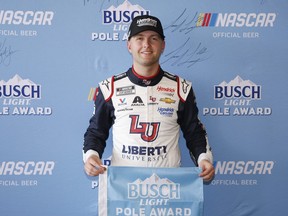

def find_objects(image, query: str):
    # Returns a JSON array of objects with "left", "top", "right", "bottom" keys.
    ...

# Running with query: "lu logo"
[{"left": 129, "top": 115, "right": 160, "bottom": 142}]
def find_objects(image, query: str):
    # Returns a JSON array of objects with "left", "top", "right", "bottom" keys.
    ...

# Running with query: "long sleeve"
[
  {"left": 83, "top": 87, "right": 114, "bottom": 159},
  {"left": 178, "top": 87, "right": 213, "bottom": 165}
]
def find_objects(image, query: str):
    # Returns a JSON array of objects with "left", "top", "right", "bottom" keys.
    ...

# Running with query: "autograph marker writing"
[
  {"left": 162, "top": 38, "right": 210, "bottom": 68},
  {"left": 0, "top": 38, "right": 18, "bottom": 66},
  {"left": 164, "top": 9, "right": 198, "bottom": 34}
]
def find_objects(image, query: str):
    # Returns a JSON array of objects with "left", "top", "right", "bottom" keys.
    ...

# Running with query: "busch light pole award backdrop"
[{"left": 1, "top": 0, "right": 288, "bottom": 216}]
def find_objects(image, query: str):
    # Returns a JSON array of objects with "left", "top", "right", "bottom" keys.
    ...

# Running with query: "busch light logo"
[
  {"left": 0, "top": 74, "right": 52, "bottom": 116},
  {"left": 128, "top": 173, "right": 180, "bottom": 200},
  {"left": 0, "top": 74, "right": 41, "bottom": 99},
  {"left": 214, "top": 75, "right": 261, "bottom": 100},
  {"left": 109, "top": 168, "right": 199, "bottom": 215},
  {"left": 92, "top": 0, "right": 150, "bottom": 41},
  {"left": 102, "top": 0, "right": 149, "bottom": 24},
  {"left": 203, "top": 75, "right": 271, "bottom": 116}
]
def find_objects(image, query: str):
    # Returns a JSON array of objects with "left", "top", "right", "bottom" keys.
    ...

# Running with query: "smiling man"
[{"left": 83, "top": 15, "right": 215, "bottom": 181}]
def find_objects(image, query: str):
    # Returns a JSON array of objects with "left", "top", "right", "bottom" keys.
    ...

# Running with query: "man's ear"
[
  {"left": 127, "top": 41, "right": 132, "bottom": 53},
  {"left": 161, "top": 40, "right": 166, "bottom": 53}
]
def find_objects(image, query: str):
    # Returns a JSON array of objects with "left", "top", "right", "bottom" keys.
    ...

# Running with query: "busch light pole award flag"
[{"left": 99, "top": 167, "right": 204, "bottom": 216}]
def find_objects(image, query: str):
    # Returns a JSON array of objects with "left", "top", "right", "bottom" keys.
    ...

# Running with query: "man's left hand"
[{"left": 199, "top": 160, "right": 215, "bottom": 182}]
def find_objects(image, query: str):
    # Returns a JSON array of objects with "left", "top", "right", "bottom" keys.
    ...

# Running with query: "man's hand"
[
  {"left": 84, "top": 155, "right": 106, "bottom": 176},
  {"left": 199, "top": 160, "right": 215, "bottom": 181}
]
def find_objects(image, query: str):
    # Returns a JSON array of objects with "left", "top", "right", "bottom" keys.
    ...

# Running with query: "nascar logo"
[
  {"left": 197, "top": 12, "right": 276, "bottom": 27},
  {"left": 0, "top": 10, "right": 54, "bottom": 25}
]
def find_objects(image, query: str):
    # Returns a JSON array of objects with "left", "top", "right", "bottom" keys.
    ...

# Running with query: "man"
[{"left": 83, "top": 15, "right": 214, "bottom": 181}]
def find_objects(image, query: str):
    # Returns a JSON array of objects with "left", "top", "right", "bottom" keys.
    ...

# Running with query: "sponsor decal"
[
  {"left": 92, "top": 0, "right": 150, "bottom": 41},
  {"left": 148, "top": 96, "right": 158, "bottom": 105},
  {"left": 114, "top": 115, "right": 165, "bottom": 163},
  {"left": 117, "top": 107, "right": 133, "bottom": 113},
  {"left": 117, "top": 97, "right": 134, "bottom": 112},
  {"left": 181, "top": 79, "right": 190, "bottom": 94},
  {"left": 0, "top": 74, "right": 52, "bottom": 116},
  {"left": 101, "top": 79, "right": 110, "bottom": 90},
  {"left": 136, "top": 17, "right": 157, "bottom": 28},
  {"left": 157, "top": 86, "right": 175, "bottom": 93},
  {"left": 116, "top": 85, "right": 135, "bottom": 96},
  {"left": 118, "top": 97, "right": 127, "bottom": 106},
  {"left": 157, "top": 107, "right": 174, "bottom": 117},
  {"left": 203, "top": 75, "right": 272, "bottom": 116},
  {"left": 142, "top": 79, "right": 151, "bottom": 85},
  {"left": 122, "top": 145, "right": 167, "bottom": 156},
  {"left": 121, "top": 147, "right": 167, "bottom": 164},
  {"left": 131, "top": 96, "right": 145, "bottom": 106},
  {"left": 129, "top": 115, "right": 160, "bottom": 142},
  {"left": 157, "top": 86, "right": 175, "bottom": 97},
  {"left": 159, "top": 98, "right": 176, "bottom": 104}
]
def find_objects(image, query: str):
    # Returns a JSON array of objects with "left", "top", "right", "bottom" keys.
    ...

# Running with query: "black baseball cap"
[{"left": 128, "top": 15, "right": 165, "bottom": 40}]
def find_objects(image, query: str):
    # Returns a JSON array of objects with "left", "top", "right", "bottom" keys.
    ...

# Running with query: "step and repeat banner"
[{"left": 1, "top": 0, "right": 288, "bottom": 215}]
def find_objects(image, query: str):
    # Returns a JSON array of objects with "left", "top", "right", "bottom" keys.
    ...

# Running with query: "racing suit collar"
[{"left": 129, "top": 66, "right": 164, "bottom": 86}]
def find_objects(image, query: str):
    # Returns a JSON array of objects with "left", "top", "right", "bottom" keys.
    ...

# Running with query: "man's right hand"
[{"left": 84, "top": 155, "right": 106, "bottom": 176}]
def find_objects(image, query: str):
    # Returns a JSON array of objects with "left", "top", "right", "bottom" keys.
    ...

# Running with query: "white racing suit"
[{"left": 83, "top": 67, "right": 212, "bottom": 167}]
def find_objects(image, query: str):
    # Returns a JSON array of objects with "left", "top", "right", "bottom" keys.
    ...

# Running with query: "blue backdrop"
[{"left": 1, "top": 0, "right": 288, "bottom": 215}]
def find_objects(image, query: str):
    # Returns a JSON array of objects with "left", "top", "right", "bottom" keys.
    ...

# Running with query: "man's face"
[{"left": 127, "top": 30, "right": 165, "bottom": 68}]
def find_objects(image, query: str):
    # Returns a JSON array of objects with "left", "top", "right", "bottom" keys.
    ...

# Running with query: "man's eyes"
[
  {"left": 152, "top": 36, "right": 160, "bottom": 41},
  {"left": 135, "top": 36, "right": 160, "bottom": 41}
]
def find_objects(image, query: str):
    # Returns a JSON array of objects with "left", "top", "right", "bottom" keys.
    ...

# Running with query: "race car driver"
[{"left": 83, "top": 15, "right": 215, "bottom": 181}]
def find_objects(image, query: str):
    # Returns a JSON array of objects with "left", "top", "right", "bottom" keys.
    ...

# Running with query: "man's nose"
[{"left": 143, "top": 39, "right": 150, "bottom": 48}]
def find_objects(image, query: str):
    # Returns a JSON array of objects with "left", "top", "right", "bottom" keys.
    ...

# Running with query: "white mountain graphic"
[
  {"left": 218, "top": 75, "right": 256, "bottom": 86},
  {"left": 128, "top": 173, "right": 180, "bottom": 199},
  {"left": 131, "top": 173, "right": 174, "bottom": 184},
  {"left": 0, "top": 74, "right": 36, "bottom": 85},
  {"left": 107, "top": 0, "right": 145, "bottom": 11}
]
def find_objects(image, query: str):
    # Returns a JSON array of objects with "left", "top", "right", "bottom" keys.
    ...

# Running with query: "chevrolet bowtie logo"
[{"left": 160, "top": 98, "right": 176, "bottom": 104}]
